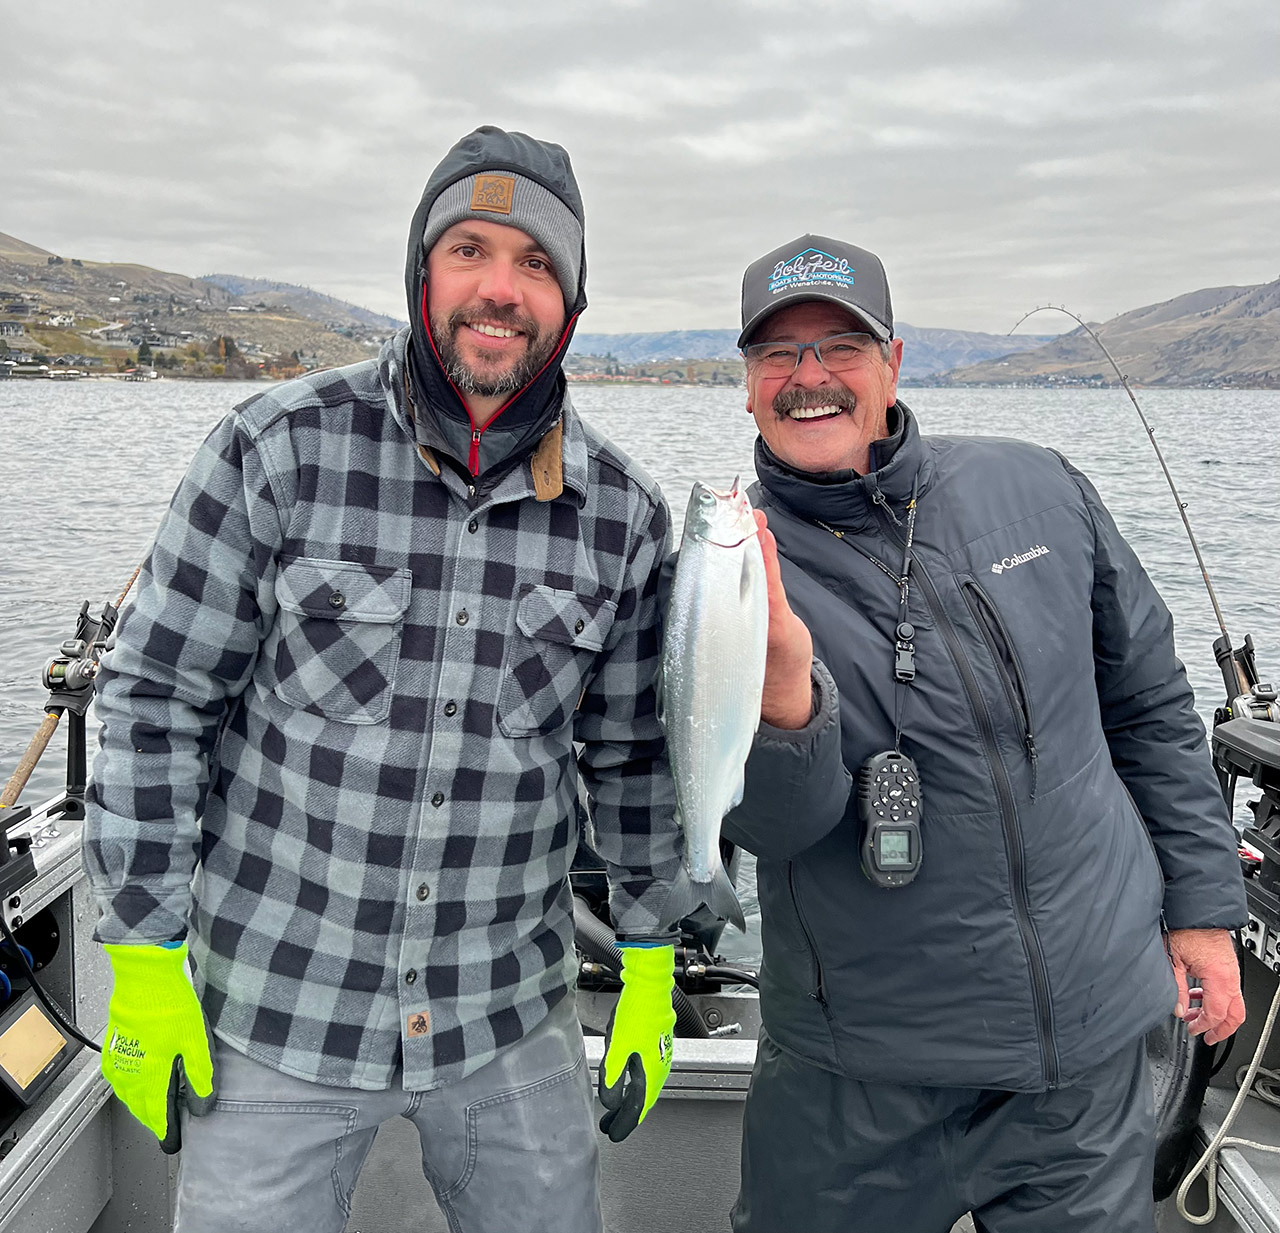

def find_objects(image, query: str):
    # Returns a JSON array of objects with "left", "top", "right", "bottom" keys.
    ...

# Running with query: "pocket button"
[{"left": 328, "top": 592, "right": 346, "bottom": 610}]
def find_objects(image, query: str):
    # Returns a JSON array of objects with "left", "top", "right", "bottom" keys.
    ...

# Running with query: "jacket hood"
[
  {"left": 754, "top": 401, "right": 927, "bottom": 530},
  {"left": 404, "top": 126, "right": 588, "bottom": 480}
]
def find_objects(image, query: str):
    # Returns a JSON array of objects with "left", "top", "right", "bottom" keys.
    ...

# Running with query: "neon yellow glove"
[
  {"left": 102, "top": 942, "right": 216, "bottom": 1154},
  {"left": 597, "top": 944, "right": 676, "bottom": 1142}
]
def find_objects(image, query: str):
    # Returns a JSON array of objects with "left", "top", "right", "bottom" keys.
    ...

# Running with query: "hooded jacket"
[
  {"left": 724, "top": 403, "right": 1246, "bottom": 1091},
  {"left": 404, "top": 126, "right": 586, "bottom": 485}
]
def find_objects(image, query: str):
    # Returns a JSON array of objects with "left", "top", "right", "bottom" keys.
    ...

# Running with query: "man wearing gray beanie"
[{"left": 86, "top": 125, "right": 683, "bottom": 1233}]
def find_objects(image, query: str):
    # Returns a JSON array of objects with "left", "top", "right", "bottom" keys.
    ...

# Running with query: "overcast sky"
[{"left": 4, "top": 1, "right": 1277, "bottom": 335}]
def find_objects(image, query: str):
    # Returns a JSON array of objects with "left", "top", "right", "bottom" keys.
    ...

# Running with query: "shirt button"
[
  {"left": 574, "top": 618, "right": 585, "bottom": 634},
  {"left": 431, "top": 792, "right": 444, "bottom": 807},
  {"left": 456, "top": 610, "right": 469, "bottom": 626},
  {"left": 328, "top": 592, "right": 346, "bottom": 610},
  {"left": 468, "top": 519, "right": 478, "bottom": 533},
  {"left": 443, "top": 700, "right": 457, "bottom": 717},
  {"left": 416, "top": 883, "right": 430, "bottom": 901},
  {"left": 404, "top": 969, "right": 418, "bottom": 985}
]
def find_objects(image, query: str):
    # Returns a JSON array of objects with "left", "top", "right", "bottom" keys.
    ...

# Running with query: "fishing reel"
[
  {"left": 41, "top": 636, "right": 103, "bottom": 713},
  {"left": 1228, "top": 683, "right": 1280, "bottom": 725}
]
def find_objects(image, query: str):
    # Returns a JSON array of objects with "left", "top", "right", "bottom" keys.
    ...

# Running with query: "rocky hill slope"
[
  {"left": 943, "top": 280, "right": 1280, "bottom": 387},
  {"left": 0, "top": 232, "right": 393, "bottom": 374}
]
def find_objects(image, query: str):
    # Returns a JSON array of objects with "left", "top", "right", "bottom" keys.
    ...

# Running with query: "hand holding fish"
[{"left": 754, "top": 509, "right": 815, "bottom": 730}]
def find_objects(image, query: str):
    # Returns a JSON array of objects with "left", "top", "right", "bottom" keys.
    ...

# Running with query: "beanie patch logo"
[
  {"left": 769, "top": 248, "right": 856, "bottom": 297},
  {"left": 470, "top": 175, "right": 516, "bottom": 215}
]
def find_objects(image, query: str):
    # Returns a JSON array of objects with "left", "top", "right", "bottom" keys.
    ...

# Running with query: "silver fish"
[{"left": 658, "top": 479, "right": 768, "bottom": 933}]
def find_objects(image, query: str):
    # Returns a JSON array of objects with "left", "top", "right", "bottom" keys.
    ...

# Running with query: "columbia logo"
[{"left": 991, "top": 545, "right": 1051, "bottom": 575}]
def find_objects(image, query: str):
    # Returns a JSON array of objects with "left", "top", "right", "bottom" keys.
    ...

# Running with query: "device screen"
[
  {"left": 878, "top": 830, "right": 913, "bottom": 869},
  {"left": 0, "top": 1004, "right": 66, "bottom": 1091}
]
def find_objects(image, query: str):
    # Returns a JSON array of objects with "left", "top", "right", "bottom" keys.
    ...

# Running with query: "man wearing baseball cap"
[
  {"left": 84, "top": 126, "right": 682, "bottom": 1233},
  {"left": 722, "top": 234, "right": 1246, "bottom": 1230}
]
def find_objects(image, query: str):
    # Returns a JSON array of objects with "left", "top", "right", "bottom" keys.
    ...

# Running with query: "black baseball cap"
[{"left": 738, "top": 234, "right": 893, "bottom": 348}]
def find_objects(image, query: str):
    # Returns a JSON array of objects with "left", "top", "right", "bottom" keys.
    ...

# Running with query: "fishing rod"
[
  {"left": 0, "top": 564, "right": 141, "bottom": 812},
  {"left": 1010, "top": 307, "right": 1280, "bottom": 1222},
  {"left": 1010, "top": 305, "right": 1272, "bottom": 712}
]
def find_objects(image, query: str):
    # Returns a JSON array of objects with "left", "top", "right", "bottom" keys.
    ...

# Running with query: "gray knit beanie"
[{"left": 421, "top": 170, "right": 583, "bottom": 308}]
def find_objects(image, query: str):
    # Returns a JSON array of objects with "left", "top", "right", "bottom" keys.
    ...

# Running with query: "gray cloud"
[{"left": 3, "top": 0, "right": 1277, "bottom": 333}]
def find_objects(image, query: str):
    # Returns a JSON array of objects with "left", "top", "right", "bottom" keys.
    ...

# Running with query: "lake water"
[{"left": 3, "top": 378, "right": 1279, "bottom": 964}]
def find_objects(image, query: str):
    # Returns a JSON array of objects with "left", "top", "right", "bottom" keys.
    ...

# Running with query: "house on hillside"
[{"left": 0, "top": 321, "right": 24, "bottom": 337}]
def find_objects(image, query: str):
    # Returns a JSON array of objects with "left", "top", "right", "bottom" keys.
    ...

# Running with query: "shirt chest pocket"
[
  {"left": 498, "top": 585, "right": 618, "bottom": 738},
  {"left": 271, "top": 556, "right": 412, "bottom": 724}
]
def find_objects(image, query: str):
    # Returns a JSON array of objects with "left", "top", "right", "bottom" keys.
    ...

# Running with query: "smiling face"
[
  {"left": 745, "top": 300, "right": 903, "bottom": 475},
  {"left": 426, "top": 219, "right": 569, "bottom": 426}
]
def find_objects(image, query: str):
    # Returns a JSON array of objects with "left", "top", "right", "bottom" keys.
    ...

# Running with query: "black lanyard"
[{"left": 814, "top": 476, "right": 919, "bottom": 750}]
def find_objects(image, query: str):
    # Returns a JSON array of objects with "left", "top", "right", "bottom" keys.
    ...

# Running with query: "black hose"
[
  {"left": 702, "top": 964, "right": 760, "bottom": 989},
  {"left": 572, "top": 896, "right": 710, "bottom": 1039}
]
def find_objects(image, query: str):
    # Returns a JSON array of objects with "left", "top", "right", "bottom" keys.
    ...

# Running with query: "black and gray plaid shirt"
[{"left": 84, "top": 328, "right": 681, "bottom": 1091}]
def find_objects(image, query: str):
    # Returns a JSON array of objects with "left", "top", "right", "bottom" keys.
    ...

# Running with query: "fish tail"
[
  {"left": 709, "top": 862, "right": 747, "bottom": 934},
  {"left": 656, "top": 866, "right": 700, "bottom": 932},
  {"left": 657, "top": 864, "right": 748, "bottom": 934}
]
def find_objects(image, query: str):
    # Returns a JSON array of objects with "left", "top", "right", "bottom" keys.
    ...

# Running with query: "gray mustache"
[{"left": 772, "top": 388, "right": 857, "bottom": 416}]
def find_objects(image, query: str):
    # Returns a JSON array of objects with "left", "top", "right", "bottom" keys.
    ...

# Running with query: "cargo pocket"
[
  {"left": 272, "top": 556, "right": 411, "bottom": 724},
  {"left": 498, "top": 585, "right": 617, "bottom": 738}
]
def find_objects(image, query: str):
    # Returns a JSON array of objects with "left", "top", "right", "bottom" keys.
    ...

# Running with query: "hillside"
[
  {"left": 568, "top": 325, "right": 1055, "bottom": 380},
  {"left": 944, "top": 279, "right": 1280, "bottom": 387},
  {"left": 0, "top": 231, "right": 394, "bottom": 375},
  {"left": 201, "top": 274, "right": 405, "bottom": 333}
]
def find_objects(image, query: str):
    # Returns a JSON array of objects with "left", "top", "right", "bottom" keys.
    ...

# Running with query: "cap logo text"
[
  {"left": 470, "top": 175, "right": 516, "bottom": 214},
  {"left": 990, "top": 545, "right": 1051, "bottom": 575},
  {"left": 770, "top": 248, "right": 856, "bottom": 297}
]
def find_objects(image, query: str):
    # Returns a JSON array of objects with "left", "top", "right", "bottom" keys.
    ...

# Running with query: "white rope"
[{"left": 1176, "top": 977, "right": 1280, "bottom": 1223}]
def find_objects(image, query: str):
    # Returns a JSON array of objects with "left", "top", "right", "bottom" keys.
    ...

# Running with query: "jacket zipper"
[
  {"left": 961, "top": 579, "right": 1039, "bottom": 801},
  {"left": 878, "top": 512, "right": 1060, "bottom": 1085},
  {"left": 789, "top": 863, "right": 832, "bottom": 1018}
]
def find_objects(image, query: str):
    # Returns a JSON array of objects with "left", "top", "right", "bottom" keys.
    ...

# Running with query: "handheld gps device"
[{"left": 858, "top": 750, "right": 923, "bottom": 888}]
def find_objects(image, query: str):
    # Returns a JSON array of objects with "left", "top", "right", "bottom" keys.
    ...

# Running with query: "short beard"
[
  {"left": 771, "top": 387, "right": 857, "bottom": 418},
  {"left": 432, "top": 305, "right": 562, "bottom": 398}
]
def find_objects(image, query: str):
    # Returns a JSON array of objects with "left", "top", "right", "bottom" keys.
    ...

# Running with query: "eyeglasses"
[{"left": 743, "top": 332, "right": 884, "bottom": 374}]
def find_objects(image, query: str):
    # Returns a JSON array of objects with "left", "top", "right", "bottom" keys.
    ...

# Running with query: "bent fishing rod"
[
  {"left": 1010, "top": 305, "right": 1272, "bottom": 714},
  {"left": 1011, "top": 307, "right": 1280, "bottom": 1225}
]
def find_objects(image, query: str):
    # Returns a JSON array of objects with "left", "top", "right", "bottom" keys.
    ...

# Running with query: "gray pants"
[
  {"left": 733, "top": 1031, "right": 1157, "bottom": 1233},
  {"left": 174, "top": 997, "right": 601, "bottom": 1233}
]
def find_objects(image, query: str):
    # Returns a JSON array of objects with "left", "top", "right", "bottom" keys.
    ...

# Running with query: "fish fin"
[
  {"left": 709, "top": 862, "right": 748, "bottom": 933},
  {"left": 656, "top": 865, "right": 699, "bottom": 932}
]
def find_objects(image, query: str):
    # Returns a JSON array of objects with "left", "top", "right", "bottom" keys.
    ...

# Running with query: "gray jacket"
[{"left": 724, "top": 404, "right": 1246, "bottom": 1091}]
